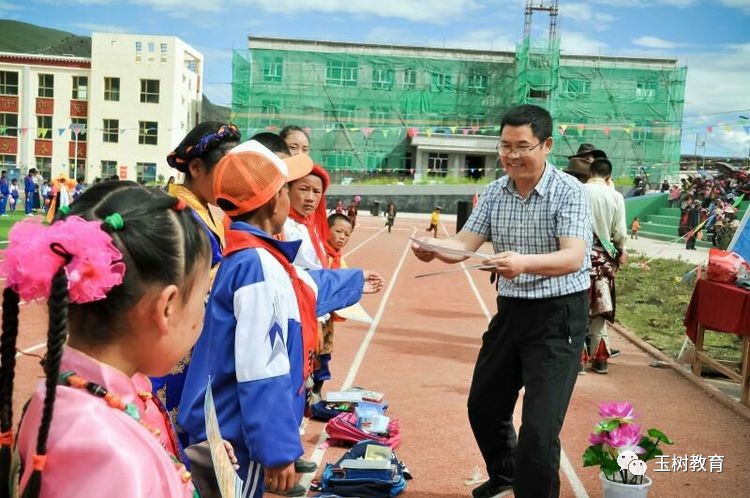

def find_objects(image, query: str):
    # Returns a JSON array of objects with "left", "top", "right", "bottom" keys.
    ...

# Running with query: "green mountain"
[{"left": 0, "top": 20, "right": 91, "bottom": 57}]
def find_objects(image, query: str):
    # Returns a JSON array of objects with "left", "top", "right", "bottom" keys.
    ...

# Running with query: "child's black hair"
[
  {"left": 167, "top": 121, "right": 240, "bottom": 179},
  {"left": 328, "top": 213, "right": 353, "bottom": 229},
  {"left": 251, "top": 132, "right": 291, "bottom": 156},
  {"left": 0, "top": 180, "right": 210, "bottom": 498},
  {"left": 279, "top": 125, "right": 308, "bottom": 140}
]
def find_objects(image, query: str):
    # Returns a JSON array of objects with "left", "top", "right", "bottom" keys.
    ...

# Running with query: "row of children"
[{"left": 0, "top": 122, "right": 383, "bottom": 498}]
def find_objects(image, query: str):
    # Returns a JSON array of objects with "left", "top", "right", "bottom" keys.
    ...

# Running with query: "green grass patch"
[
  {"left": 0, "top": 210, "right": 34, "bottom": 242},
  {"left": 617, "top": 255, "right": 742, "bottom": 362}
]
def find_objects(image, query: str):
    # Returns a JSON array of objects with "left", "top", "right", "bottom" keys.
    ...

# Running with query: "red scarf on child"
[
  {"left": 224, "top": 227, "right": 318, "bottom": 385},
  {"left": 289, "top": 208, "right": 329, "bottom": 269},
  {"left": 323, "top": 239, "right": 342, "bottom": 270}
]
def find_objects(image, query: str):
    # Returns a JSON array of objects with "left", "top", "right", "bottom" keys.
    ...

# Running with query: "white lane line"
[
  {"left": 344, "top": 226, "right": 386, "bottom": 257},
  {"left": 15, "top": 342, "right": 46, "bottom": 358},
  {"left": 441, "top": 224, "right": 590, "bottom": 498},
  {"left": 301, "top": 227, "right": 416, "bottom": 491}
]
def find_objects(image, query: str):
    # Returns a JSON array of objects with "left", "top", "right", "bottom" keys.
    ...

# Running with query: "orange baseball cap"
[
  {"left": 229, "top": 139, "right": 313, "bottom": 181},
  {"left": 213, "top": 141, "right": 288, "bottom": 217}
]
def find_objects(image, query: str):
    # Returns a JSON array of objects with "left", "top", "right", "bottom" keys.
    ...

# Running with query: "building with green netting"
[{"left": 232, "top": 36, "right": 686, "bottom": 184}]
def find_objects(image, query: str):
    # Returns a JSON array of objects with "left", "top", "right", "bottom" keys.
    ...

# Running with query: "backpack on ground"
[{"left": 319, "top": 440, "right": 411, "bottom": 497}]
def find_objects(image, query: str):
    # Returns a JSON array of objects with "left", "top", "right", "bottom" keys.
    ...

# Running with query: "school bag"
[
  {"left": 325, "top": 412, "right": 401, "bottom": 448},
  {"left": 319, "top": 440, "right": 411, "bottom": 497}
]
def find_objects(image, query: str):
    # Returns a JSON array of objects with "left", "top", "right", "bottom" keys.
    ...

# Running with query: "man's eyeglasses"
[{"left": 496, "top": 141, "right": 543, "bottom": 157}]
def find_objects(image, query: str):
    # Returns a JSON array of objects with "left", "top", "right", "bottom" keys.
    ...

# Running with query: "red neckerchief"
[
  {"left": 289, "top": 208, "right": 329, "bottom": 269},
  {"left": 323, "top": 239, "right": 342, "bottom": 269},
  {"left": 224, "top": 227, "right": 318, "bottom": 385}
]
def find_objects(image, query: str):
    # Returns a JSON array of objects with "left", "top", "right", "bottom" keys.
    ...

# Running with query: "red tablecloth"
[{"left": 684, "top": 279, "right": 750, "bottom": 342}]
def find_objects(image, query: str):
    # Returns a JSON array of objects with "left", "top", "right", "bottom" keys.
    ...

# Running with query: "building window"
[
  {"left": 138, "top": 121, "right": 158, "bottom": 145},
  {"left": 467, "top": 113, "right": 484, "bottom": 128},
  {"left": 430, "top": 71, "right": 452, "bottom": 92},
  {"left": 185, "top": 58, "right": 197, "bottom": 73},
  {"left": 140, "top": 79, "right": 160, "bottom": 103},
  {"left": 36, "top": 157, "right": 51, "bottom": 179},
  {"left": 0, "top": 71, "right": 18, "bottom": 95},
  {"left": 403, "top": 68, "right": 417, "bottom": 89},
  {"left": 147, "top": 42, "right": 155, "bottom": 53},
  {"left": 72, "top": 76, "right": 88, "bottom": 100},
  {"left": 135, "top": 41, "right": 143, "bottom": 62},
  {"left": 103, "top": 119, "right": 119, "bottom": 143},
  {"left": 36, "top": 116, "right": 52, "bottom": 139},
  {"left": 326, "top": 60, "right": 358, "bottom": 87},
  {"left": 324, "top": 105, "right": 357, "bottom": 129},
  {"left": 38, "top": 74, "right": 54, "bottom": 98},
  {"left": 104, "top": 77, "right": 120, "bottom": 101},
  {"left": 136, "top": 162, "right": 157, "bottom": 184},
  {"left": 427, "top": 152, "right": 449, "bottom": 177},
  {"left": 368, "top": 106, "right": 391, "bottom": 126},
  {"left": 0, "top": 155, "right": 16, "bottom": 169},
  {"left": 101, "top": 160, "right": 117, "bottom": 178},
  {"left": 262, "top": 57, "right": 283, "bottom": 83},
  {"left": 563, "top": 78, "right": 590, "bottom": 97},
  {"left": 527, "top": 88, "right": 549, "bottom": 99},
  {"left": 323, "top": 151, "right": 354, "bottom": 171},
  {"left": 365, "top": 154, "right": 387, "bottom": 172},
  {"left": 68, "top": 158, "right": 85, "bottom": 179},
  {"left": 0, "top": 114, "right": 18, "bottom": 136},
  {"left": 160, "top": 43, "right": 168, "bottom": 62},
  {"left": 636, "top": 81, "right": 657, "bottom": 100},
  {"left": 371, "top": 66, "right": 394, "bottom": 90},
  {"left": 70, "top": 118, "right": 87, "bottom": 142},
  {"left": 260, "top": 100, "right": 279, "bottom": 126},
  {"left": 467, "top": 73, "right": 487, "bottom": 93}
]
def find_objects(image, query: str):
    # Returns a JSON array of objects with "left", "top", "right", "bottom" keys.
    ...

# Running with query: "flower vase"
[{"left": 600, "top": 472, "right": 652, "bottom": 498}]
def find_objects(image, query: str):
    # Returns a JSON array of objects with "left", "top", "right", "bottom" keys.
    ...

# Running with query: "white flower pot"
[{"left": 600, "top": 472, "right": 652, "bottom": 498}]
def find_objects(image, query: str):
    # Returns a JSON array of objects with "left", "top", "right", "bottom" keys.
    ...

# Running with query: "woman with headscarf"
[{"left": 152, "top": 121, "right": 241, "bottom": 446}]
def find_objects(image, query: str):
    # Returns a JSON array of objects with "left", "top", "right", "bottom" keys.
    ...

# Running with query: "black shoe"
[
  {"left": 294, "top": 458, "right": 318, "bottom": 473},
  {"left": 592, "top": 360, "right": 608, "bottom": 374},
  {"left": 269, "top": 484, "right": 306, "bottom": 497},
  {"left": 609, "top": 348, "right": 621, "bottom": 358},
  {"left": 472, "top": 478, "right": 513, "bottom": 498}
]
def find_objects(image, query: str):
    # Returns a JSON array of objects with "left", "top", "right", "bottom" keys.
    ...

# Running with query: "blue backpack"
[{"left": 319, "top": 440, "right": 411, "bottom": 497}]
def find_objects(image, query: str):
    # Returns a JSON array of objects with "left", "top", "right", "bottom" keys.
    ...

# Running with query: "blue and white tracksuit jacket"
[{"left": 178, "top": 222, "right": 364, "bottom": 498}]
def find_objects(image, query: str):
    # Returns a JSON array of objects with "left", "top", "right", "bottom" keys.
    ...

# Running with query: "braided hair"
[
  {"left": 0, "top": 181, "right": 210, "bottom": 498},
  {"left": 166, "top": 121, "right": 240, "bottom": 178}
]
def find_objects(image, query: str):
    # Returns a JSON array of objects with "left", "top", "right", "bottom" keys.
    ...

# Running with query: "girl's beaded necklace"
[{"left": 58, "top": 371, "right": 197, "bottom": 495}]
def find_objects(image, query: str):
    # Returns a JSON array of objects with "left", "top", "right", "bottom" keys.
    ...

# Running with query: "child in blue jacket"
[{"left": 179, "top": 141, "right": 383, "bottom": 498}]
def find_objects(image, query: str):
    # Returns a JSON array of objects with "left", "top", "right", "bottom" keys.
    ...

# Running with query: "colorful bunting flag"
[
  {"left": 303, "top": 127, "right": 312, "bottom": 136},
  {"left": 58, "top": 128, "right": 66, "bottom": 137},
  {"left": 407, "top": 127, "right": 419, "bottom": 138},
  {"left": 576, "top": 124, "right": 585, "bottom": 135},
  {"left": 361, "top": 127, "right": 374, "bottom": 138},
  {"left": 462, "top": 128, "right": 469, "bottom": 135},
  {"left": 603, "top": 127, "right": 611, "bottom": 137},
  {"left": 449, "top": 126, "right": 457, "bottom": 135},
  {"left": 425, "top": 128, "right": 433, "bottom": 137},
  {"left": 559, "top": 124, "right": 568, "bottom": 134}
]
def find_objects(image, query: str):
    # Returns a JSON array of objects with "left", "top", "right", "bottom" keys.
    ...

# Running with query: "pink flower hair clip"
[{"left": 0, "top": 217, "right": 126, "bottom": 303}]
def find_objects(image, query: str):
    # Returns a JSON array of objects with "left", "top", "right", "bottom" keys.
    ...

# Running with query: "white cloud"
[
  {"left": 560, "top": 3, "right": 615, "bottom": 28},
  {"left": 721, "top": 0, "right": 750, "bottom": 14},
  {"left": 232, "top": 0, "right": 482, "bottom": 24},
  {"left": 633, "top": 36, "right": 680, "bottom": 49},
  {"left": 682, "top": 44, "right": 750, "bottom": 156},
  {"left": 71, "top": 22, "right": 129, "bottom": 34},
  {"left": 594, "top": 0, "right": 697, "bottom": 6},
  {"left": 560, "top": 30, "right": 609, "bottom": 55},
  {"left": 130, "top": 0, "right": 224, "bottom": 13}
]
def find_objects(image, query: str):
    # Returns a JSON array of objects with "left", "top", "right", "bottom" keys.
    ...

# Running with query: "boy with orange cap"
[{"left": 179, "top": 141, "right": 384, "bottom": 498}]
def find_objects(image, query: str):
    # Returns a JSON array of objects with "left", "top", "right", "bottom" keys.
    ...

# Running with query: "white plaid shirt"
[{"left": 463, "top": 163, "right": 592, "bottom": 299}]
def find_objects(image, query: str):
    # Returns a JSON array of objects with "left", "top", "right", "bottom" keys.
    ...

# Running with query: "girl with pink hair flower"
[{"left": 0, "top": 181, "right": 234, "bottom": 498}]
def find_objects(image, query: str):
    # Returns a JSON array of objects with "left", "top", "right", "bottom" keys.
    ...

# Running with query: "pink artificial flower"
[
  {"left": 598, "top": 401, "right": 637, "bottom": 424},
  {"left": 606, "top": 423, "right": 646, "bottom": 454},
  {"left": 0, "top": 216, "right": 125, "bottom": 304}
]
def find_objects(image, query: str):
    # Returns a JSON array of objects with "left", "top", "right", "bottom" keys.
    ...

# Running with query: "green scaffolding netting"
[{"left": 231, "top": 37, "right": 686, "bottom": 183}]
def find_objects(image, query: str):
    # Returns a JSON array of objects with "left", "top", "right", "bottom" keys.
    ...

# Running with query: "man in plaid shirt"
[{"left": 412, "top": 104, "right": 592, "bottom": 498}]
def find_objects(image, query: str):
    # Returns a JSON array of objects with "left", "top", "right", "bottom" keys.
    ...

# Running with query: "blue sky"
[{"left": 2, "top": 0, "right": 749, "bottom": 158}]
